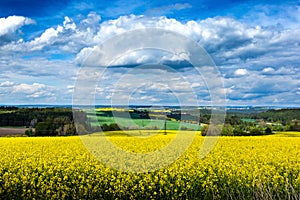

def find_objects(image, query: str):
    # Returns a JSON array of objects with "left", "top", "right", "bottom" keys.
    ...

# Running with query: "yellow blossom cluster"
[{"left": 0, "top": 133, "right": 300, "bottom": 199}]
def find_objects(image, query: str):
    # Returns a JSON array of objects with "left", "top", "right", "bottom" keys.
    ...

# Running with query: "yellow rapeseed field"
[{"left": 1, "top": 132, "right": 300, "bottom": 199}]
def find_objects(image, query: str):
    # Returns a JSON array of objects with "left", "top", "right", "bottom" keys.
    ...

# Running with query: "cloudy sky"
[{"left": 0, "top": 0, "right": 299, "bottom": 106}]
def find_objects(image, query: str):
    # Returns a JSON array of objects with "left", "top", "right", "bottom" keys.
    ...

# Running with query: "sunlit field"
[
  {"left": 1, "top": 132, "right": 300, "bottom": 199},
  {"left": 272, "top": 131, "right": 300, "bottom": 137}
]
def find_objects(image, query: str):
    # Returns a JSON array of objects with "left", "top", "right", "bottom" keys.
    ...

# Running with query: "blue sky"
[{"left": 0, "top": 0, "right": 300, "bottom": 106}]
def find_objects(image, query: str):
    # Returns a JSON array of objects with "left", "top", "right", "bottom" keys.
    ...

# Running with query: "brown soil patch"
[{"left": 0, "top": 127, "right": 27, "bottom": 136}]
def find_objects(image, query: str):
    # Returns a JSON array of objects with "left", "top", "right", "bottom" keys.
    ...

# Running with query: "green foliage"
[
  {"left": 289, "top": 121, "right": 300, "bottom": 131},
  {"left": 201, "top": 124, "right": 208, "bottom": 136},
  {"left": 252, "top": 108, "right": 300, "bottom": 124},
  {"left": 24, "top": 128, "right": 34, "bottom": 137},
  {"left": 1, "top": 107, "right": 299, "bottom": 137},
  {"left": 0, "top": 108, "right": 91, "bottom": 136},
  {"left": 265, "top": 127, "right": 273, "bottom": 135},
  {"left": 200, "top": 113, "right": 211, "bottom": 124},
  {"left": 0, "top": 108, "right": 74, "bottom": 127},
  {"left": 63, "top": 123, "right": 77, "bottom": 136},
  {"left": 35, "top": 122, "right": 57, "bottom": 136},
  {"left": 221, "top": 124, "right": 234, "bottom": 136},
  {"left": 100, "top": 123, "right": 121, "bottom": 131},
  {"left": 233, "top": 125, "right": 246, "bottom": 136},
  {"left": 249, "top": 127, "right": 264, "bottom": 136},
  {"left": 202, "top": 124, "right": 274, "bottom": 136},
  {"left": 225, "top": 115, "right": 242, "bottom": 125}
]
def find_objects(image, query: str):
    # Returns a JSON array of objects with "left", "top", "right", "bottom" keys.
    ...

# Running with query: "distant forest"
[
  {"left": 0, "top": 107, "right": 87, "bottom": 136},
  {"left": 227, "top": 108, "right": 300, "bottom": 125},
  {"left": 0, "top": 106, "right": 299, "bottom": 136}
]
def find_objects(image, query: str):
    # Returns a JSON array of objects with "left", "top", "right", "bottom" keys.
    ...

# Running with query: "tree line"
[
  {"left": 0, "top": 107, "right": 88, "bottom": 136},
  {"left": 201, "top": 108, "right": 300, "bottom": 136}
]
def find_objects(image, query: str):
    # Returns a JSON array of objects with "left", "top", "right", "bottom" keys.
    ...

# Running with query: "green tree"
[
  {"left": 233, "top": 125, "right": 245, "bottom": 136},
  {"left": 221, "top": 124, "right": 234, "bottom": 136},
  {"left": 265, "top": 127, "right": 273, "bottom": 135},
  {"left": 201, "top": 125, "right": 208, "bottom": 136},
  {"left": 63, "top": 123, "right": 77, "bottom": 135},
  {"left": 35, "top": 122, "right": 56, "bottom": 136},
  {"left": 249, "top": 127, "right": 263, "bottom": 136},
  {"left": 25, "top": 128, "right": 34, "bottom": 137}
]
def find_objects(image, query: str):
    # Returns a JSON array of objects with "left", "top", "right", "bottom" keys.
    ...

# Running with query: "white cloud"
[
  {"left": 80, "top": 12, "right": 101, "bottom": 27},
  {"left": 262, "top": 66, "right": 296, "bottom": 75},
  {"left": 0, "top": 16, "right": 35, "bottom": 37},
  {"left": 2, "top": 13, "right": 300, "bottom": 68},
  {"left": 0, "top": 81, "right": 15, "bottom": 87},
  {"left": 28, "top": 25, "right": 64, "bottom": 51},
  {"left": 234, "top": 68, "right": 248, "bottom": 76},
  {"left": 12, "top": 83, "right": 55, "bottom": 98},
  {"left": 242, "top": 5, "right": 300, "bottom": 29},
  {"left": 66, "top": 85, "right": 75, "bottom": 93},
  {"left": 63, "top": 16, "right": 76, "bottom": 30},
  {"left": 0, "top": 13, "right": 300, "bottom": 105},
  {"left": 13, "top": 83, "right": 45, "bottom": 93},
  {"left": 75, "top": 46, "right": 97, "bottom": 65},
  {"left": 262, "top": 67, "right": 275, "bottom": 73}
]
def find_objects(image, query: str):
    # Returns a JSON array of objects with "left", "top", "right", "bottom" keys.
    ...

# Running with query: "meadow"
[
  {"left": 91, "top": 115, "right": 200, "bottom": 130},
  {"left": 1, "top": 131, "right": 300, "bottom": 199},
  {"left": 88, "top": 109, "right": 201, "bottom": 130}
]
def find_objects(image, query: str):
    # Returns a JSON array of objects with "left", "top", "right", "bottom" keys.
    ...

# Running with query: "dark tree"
[
  {"left": 35, "top": 122, "right": 57, "bottom": 136},
  {"left": 265, "top": 127, "right": 273, "bottom": 135}
]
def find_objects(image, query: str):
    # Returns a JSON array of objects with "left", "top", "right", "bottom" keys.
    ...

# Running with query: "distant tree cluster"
[
  {"left": 290, "top": 120, "right": 300, "bottom": 131},
  {"left": 201, "top": 123, "right": 274, "bottom": 136},
  {"left": 0, "top": 106, "right": 19, "bottom": 111},
  {"left": 226, "top": 108, "right": 300, "bottom": 125},
  {"left": 0, "top": 108, "right": 89, "bottom": 136},
  {"left": 200, "top": 108, "right": 300, "bottom": 136},
  {"left": 0, "top": 108, "right": 73, "bottom": 127},
  {"left": 2, "top": 107, "right": 300, "bottom": 136},
  {"left": 33, "top": 117, "right": 78, "bottom": 136}
]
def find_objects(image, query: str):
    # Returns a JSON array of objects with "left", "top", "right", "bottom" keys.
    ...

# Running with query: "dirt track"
[{"left": 0, "top": 127, "right": 27, "bottom": 136}]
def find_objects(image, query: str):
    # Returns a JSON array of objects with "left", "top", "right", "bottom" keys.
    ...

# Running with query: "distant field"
[
  {"left": 89, "top": 130, "right": 181, "bottom": 137},
  {"left": 88, "top": 114, "right": 201, "bottom": 130},
  {"left": 272, "top": 131, "right": 300, "bottom": 137},
  {"left": 0, "top": 127, "right": 27, "bottom": 136}
]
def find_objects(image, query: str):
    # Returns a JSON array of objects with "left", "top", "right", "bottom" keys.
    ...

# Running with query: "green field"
[{"left": 88, "top": 112, "right": 201, "bottom": 130}]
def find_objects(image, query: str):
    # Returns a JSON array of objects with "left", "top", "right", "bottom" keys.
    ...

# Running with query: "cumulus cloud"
[
  {"left": 242, "top": 4, "right": 300, "bottom": 29},
  {"left": 0, "top": 16, "right": 35, "bottom": 37},
  {"left": 224, "top": 68, "right": 300, "bottom": 105},
  {"left": 0, "top": 81, "right": 15, "bottom": 87},
  {"left": 234, "top": 68, "right": 248, "bottom": 76},
  {"left": 0, "top": 12, "right": 300, "bottom": 105},
  {"left": 0, "top": 81, "right": 58, "bottom": 103},
  {"left": 63, "top": 16, "right": 76, "bottom": 30},
  {"left": 2, "top": 13, "right": 300, "bottom": 68},
  {"left": 29, "top": 26, "right": 64, "bottom": 51},
  {"left": 70, "top": 14, "right": 294, "bottom": 71},
  {"left": 12, "top": 83, "right": 54, "bottom": 98},
  {"left": 262, "top": 66, "right": 296, "bottom": 75},
  {"left": 262, "top": 67, "right": 275, "bottom": 74}
]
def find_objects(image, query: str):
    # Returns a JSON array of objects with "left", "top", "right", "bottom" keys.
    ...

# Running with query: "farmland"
[
  {"left": 1, "top": 132, "right": 300, "bottom": 199},
  {"left": 86, "top": 107, "right": 202, "bottom": 131},
  {"left": 0, "top": 127, "right": 28, "bottom": 136}
]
